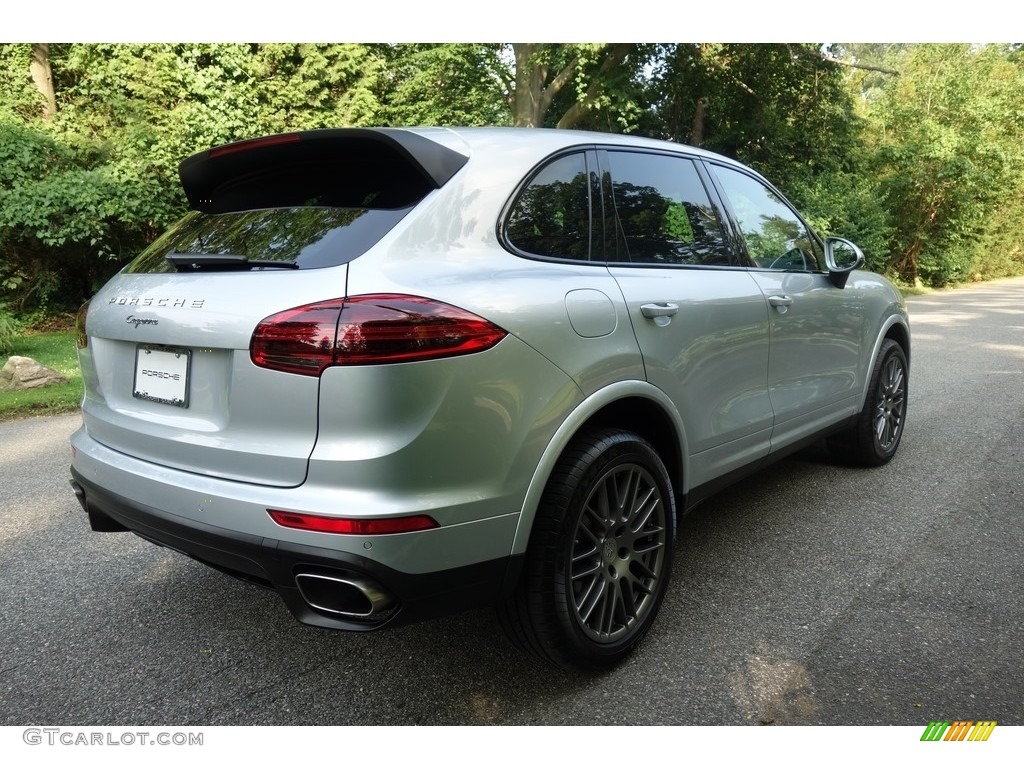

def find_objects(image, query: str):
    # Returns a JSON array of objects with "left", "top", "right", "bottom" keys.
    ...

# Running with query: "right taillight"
[{"left": 250, "top": 294, "right": 507, "bottom": 376}]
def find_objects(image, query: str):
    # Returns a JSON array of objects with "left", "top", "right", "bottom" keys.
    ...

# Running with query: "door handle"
[
  {"left": 768, "top": 295, "right": 793, "bottom": 314},
  {"left": 640, "top": 303, "right": 679, "bottom": 319}
]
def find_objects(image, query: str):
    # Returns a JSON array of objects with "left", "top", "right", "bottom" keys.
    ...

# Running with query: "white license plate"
[{"left": 133, "top": 345, "right": 191, "bottom": 408}]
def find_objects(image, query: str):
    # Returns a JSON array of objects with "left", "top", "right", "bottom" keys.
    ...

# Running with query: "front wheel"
[
  {"left": 830, "top": 338, "right": 908, "bottom": 466},
  {"left": 499, "top": 429, "right": 675, "bottom": 671}
]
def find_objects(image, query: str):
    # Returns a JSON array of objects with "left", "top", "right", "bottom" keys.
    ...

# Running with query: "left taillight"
[
  {"left": 250, "top": 294, "right": 507, "bottom": 376},
  {"left": 76, "top": 299, "right": 90, "bottom": 349}
]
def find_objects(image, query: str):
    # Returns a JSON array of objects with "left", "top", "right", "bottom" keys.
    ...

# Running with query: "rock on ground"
[{"left": 0, "top": 356, "right": 68, "bottom": 391}]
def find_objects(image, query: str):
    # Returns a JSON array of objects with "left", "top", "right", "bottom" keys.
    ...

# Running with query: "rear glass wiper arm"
[{"left": 166, "top": 253, "right": 299, "bottom": 271}]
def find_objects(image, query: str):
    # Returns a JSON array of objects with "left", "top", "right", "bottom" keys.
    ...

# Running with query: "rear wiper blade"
[
  {"left": 243, "top": 259, "right": 300, "bottom": 270},
  {"left": 166, "top": 253, "right": 299, "bottom": 271}
]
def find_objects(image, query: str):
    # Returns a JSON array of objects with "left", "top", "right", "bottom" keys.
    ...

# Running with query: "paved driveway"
[{"left": 1, "top": 278, "right": 1022, "bottom": 725}]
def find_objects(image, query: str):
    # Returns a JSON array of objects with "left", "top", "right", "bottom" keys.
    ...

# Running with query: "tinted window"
[
  {"left": 606, "top": 152, "right": 730, "bottom": 266},
  {"left": 712, "top": 165, "right": 822, "bottom": 271},
  {"left": 506, "top": 153, "right": 592, "bottom": 261},
  {"left": 124, "top": 207, "right": 410, "bottom": 273}
]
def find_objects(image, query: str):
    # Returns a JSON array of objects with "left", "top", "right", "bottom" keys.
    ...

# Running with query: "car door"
[
  {"left": 706, "top": 162, "right": 865, "bottom": 449},
  {"left": 601, "top": 149, "right": 774, "bottom": 489}
]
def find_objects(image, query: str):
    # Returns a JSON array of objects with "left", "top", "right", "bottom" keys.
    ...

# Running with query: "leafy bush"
[
  {"left": 0, "top": 307, "right": 19, "bottom": 356},
  {"left": 796, "top": 171, "right": 895, "bottom": 276}
]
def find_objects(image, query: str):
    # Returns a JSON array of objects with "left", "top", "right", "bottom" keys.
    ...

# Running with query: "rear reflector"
[
  {"left": 250, "top": 294, "right": 506, "bottom": 375},
  {"left": 268, "top": 510, "right": 439, "bottom": 535}
]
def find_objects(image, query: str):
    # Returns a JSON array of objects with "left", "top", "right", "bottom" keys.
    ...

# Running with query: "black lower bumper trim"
[{"left": 70, "top": 468, "right": 516, "bottom": 631}]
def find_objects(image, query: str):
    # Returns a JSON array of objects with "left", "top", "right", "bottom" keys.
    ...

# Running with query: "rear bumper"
[{"left": 70, "top": 467, "right": 519, "bottom": 631}]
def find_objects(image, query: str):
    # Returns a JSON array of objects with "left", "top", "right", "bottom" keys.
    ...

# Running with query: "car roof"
[
  {"left": 402, "top": 125, "right": 745, "bottom": 168},
  {"left": 178, "top": 126, "right": 757, "bottom": 217}
]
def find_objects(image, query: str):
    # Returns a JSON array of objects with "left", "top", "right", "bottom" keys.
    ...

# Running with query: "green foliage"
[
  {"left": 653, "top": 44, "right": 860, "bottom": 190},
  {"left": 972, "top": 195, "right": 1024, "bottom": 280},
  {"left": 0, "top": 307, "right": 18, "bottom": 355},
  {"left": 662, "top": 202, "right": 694, "bottom": 242},
  {"left": 0, "top": 44, "right": 45, "bottom": 118},
  {"left": 0, "top": 44, "right": 387, "bottom": 312},
  {"left": 862, "top": 44, "right": 1024, "bottom": 285},
  {"left": 549, "top": 43, "right": 654, "bottom": 132},
  {"left": 377, "top": 44, "right": 510, "bottom": 126},
  {"left": 794, "top": 172, "right": 894, "bottom": 273},
  {"left": 1, "top": 41, "right": 1023, "bottom": 316},
  {"left": 511, "top": 44, "right": 655, "bottom": 130}
]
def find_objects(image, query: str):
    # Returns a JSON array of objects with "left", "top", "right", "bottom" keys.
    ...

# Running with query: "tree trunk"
[
  {"left": 512, "top": 44, "right": 579, "bottom": 128},
  {"left": 29, "top": 44, "right": 57, "bottom": 119},
  {"left": 512, "top": 44, "right": 545, "bottom": 127},
  {"left": 689, "top": 97, "right": 707, "bottom": 145}
]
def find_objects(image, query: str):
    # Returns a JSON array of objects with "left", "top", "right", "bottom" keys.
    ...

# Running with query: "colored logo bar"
[{"left": 920, "top": 721, "right": 997, "bottom": 742}]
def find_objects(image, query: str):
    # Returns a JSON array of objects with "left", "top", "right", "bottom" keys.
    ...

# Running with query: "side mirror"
[{"left": 824, "top": 237, "right": 865, "bottom": 289}]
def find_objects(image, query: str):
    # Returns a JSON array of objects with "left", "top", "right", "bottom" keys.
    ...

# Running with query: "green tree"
[
  {"left": 0, "top": 43, "right": 387, "bottom": 310},
  {"left": 378, "top": 44, "right": 655, "bottom": 130},
  {"left": 653, "top": 44, "right": 860, "bottom": 191},
  {"left": 511, "top": 44, "right": 652, "bottom": 129},
  {"left": 864, "top": 44, "right": 1024, "bottom": 285},
  {"left": 376, "top": 44, "right": 510, "bottom": 126},
  {"left": 0, "top": 43, "right": 50, "bottom": 118}
]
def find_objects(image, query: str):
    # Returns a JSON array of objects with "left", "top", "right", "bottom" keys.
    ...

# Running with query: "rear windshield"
[{"left": 124, "top": 206, "right": 410, "bottom": 273}]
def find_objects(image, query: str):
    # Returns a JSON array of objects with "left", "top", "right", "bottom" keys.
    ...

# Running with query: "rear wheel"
[
  {"left": 829, "top": 338, "right": 908, "bottom": 466},
  {"left": 500, "top": 428, "right": 675, "bottom": 671}
]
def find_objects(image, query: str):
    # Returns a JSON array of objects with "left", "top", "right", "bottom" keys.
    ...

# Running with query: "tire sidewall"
[
  {"left": 869, "top": 340, "right": 908, "bottom": 462},
  {"left": 548, "top": 431, "right": 676, "bottom": 666}
]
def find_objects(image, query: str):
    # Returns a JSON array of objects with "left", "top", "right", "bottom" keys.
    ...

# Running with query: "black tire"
[
  {"left": 499, "top": 428, "right": 675, "bottom": 671},
  {"left": 829, "top": 338, "right": 908, "bottom": 466}
]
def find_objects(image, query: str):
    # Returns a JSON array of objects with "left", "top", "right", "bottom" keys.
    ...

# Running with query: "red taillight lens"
[
  {"left": 250, "top": 300, "right": 344, "bottom": 376},
  {"left": 268, "top": 509, "right": 439, "bottom": 535},
  {"left": 336, "top": 294, "right": 507, "bottom": 365},
  {"left": 250, "top": 294, "right": 506, "bottom": 375}
]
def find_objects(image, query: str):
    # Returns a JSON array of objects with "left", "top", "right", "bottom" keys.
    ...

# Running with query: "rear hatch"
[{"left": 78, "top": 129, "right": 468, "bottom": 487}]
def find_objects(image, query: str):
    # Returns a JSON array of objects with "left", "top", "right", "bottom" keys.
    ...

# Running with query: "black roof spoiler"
[{"left": 178, "top": 128, "right": 469, "bottom": 213}]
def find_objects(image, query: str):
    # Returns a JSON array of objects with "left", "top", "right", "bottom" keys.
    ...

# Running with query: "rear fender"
[{"left": 508, "top": 380, "right": 689, "bottom": 558}]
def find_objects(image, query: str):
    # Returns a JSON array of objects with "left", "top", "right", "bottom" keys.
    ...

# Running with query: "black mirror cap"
[{"left": 824, "top": 237, "right": 866, "bottom": 289}]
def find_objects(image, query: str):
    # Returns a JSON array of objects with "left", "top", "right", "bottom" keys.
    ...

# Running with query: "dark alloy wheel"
[
  {"left": 873, "top": 347, "right": 906, "bottom": 454},
  {"left": 830, "top": 338, "right": 908, "bottom": 466},
  {"left": 499, "top": 428, "right": 675, "bottom": 671},
  {"left": 569, "top": 461, "right": 668, "bottom": 644}
]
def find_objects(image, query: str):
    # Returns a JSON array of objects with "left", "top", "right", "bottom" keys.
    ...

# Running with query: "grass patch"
[{"left": 0, "top": 330, "right": 82, "bottom": 419}]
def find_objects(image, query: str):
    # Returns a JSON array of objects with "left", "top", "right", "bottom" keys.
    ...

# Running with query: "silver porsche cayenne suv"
[{"left": 70, "top": 127, "right": 910, "bottom": 670}]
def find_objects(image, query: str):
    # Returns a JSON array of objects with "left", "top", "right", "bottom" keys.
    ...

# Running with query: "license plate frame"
[{"left": 133, "top": 345, "right": 191, "bottom": 408}]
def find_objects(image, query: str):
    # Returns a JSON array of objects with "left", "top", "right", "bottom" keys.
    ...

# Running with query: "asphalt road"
[{"left": 1, "top": 278, "right": 1021, "bottom": 726}]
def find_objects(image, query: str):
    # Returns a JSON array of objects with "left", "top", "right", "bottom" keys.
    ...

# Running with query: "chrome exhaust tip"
[{"left": 295, "top": 571, "right": 395, "bottom": 620}]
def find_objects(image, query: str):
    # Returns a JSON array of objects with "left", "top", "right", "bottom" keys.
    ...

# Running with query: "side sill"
[{"left": 681, "top": 414, "right": 857, "bottom": 513}]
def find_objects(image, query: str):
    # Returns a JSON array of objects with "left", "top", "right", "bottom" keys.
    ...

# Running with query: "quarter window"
[
  {"left": 506, "top": 153, "right": 592, "bottom": 261},
  {"left": 605, "top": 152, "right": 730, "bottom": 266}
]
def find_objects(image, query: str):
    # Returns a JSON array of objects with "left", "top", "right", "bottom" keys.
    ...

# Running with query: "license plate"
[{"left": 133, "top": 345, "right": 191, "bottom": 408}]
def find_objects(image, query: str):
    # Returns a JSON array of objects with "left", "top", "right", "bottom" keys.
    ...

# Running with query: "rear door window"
[{"left": 604, "top": 151, "right": 732, "bottom": 266}]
